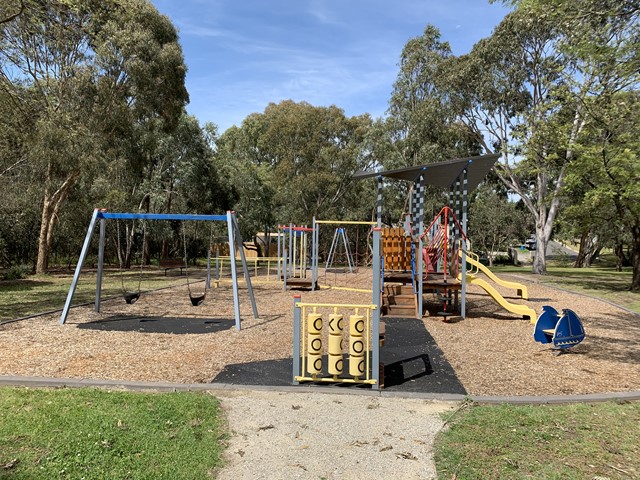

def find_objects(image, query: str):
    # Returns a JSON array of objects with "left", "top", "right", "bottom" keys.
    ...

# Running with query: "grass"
[
  {"left": 0, "top": 268, "right": 200, "bottom": 322},
  {"left": 0, "top": 387, "right": 225, "bottom": 479},
  {"left": 492, "top": 256, "right": 640, "bottom": 314},
  {"left": 435, "top": 401, "right": 640, "bottom": 480}
]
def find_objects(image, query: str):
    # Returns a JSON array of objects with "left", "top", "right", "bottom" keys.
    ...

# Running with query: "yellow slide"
[
  {"left": 462, "top": 252, "right": 529, "bottom": 299},
  {"left": 464, "top": 273, "right": 537, "bottom": 323}
]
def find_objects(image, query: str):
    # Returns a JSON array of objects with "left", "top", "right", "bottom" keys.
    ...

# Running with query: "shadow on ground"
[
  {"left": 212, "top": 317, "right": 466, "bottom": 394},
  {"left": 77, "top": 315, "right": 235, "bottom": 334}
]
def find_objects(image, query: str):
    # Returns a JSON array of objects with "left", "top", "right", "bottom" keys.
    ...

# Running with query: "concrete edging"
[{"left": 1, "top": 375, "right": 639, "bottom": 405}]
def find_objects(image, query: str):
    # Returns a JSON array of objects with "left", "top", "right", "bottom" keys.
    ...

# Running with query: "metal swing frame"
[
  {"left": 324, "top": 227, "right": 355, "bottom": 275},
  {"left": 59, "top": 209, "right": 258, "bottom": 330}
]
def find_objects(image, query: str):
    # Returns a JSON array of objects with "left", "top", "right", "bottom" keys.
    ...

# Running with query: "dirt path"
[{"left": 213, "top": 389, "right": 454, "bottom": 480}]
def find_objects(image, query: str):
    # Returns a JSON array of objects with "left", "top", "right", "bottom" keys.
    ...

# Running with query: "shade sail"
[{"left": 354, "top": 153, "right": 500, "bottom": 192}]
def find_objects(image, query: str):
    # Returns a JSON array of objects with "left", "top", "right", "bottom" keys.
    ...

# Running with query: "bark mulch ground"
[{"left": 1, "top": 270, "right": 638, "bottom": 396}]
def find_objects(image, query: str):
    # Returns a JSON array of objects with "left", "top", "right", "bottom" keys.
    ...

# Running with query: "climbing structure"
[{"left": 354, "top": 153, "right": 537, "bottom": 321}]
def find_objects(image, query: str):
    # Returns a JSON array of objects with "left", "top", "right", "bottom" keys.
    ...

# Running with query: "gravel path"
[{"left": 214, "top": 389, "right": 455, "bottom": 480}]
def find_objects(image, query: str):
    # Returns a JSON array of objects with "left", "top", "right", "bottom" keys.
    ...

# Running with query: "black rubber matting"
[
  {"left": 212, "top": 317, "right": 466, "bottom": 394},
  {"left": 77, "top": 315, "right": 235, "bottom": 334}
]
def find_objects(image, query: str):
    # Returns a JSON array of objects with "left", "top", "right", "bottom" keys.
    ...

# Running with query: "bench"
[{"left": 159, "top": 258, "right": 186, "bottom": 276}]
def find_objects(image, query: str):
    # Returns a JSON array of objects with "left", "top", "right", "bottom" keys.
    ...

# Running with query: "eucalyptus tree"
[
  {"left": 388, "top": 25, "right": 480, "bottom": 170},
  {"left": 217, "top": 100, "right": 374, "bottom": 234},
  {"left": 468, "top": 185, "right": 531, "bottom": 266},
  {"left": 564, "top": 92, "right": 640, "bottom": 287},
  {"left": 385, "top": 25, "right": 482, "bottom": 228},
  {"left": 214, "top": 121, "right": 275, "bottom": 256},
  {"left": 0, "top": 0, "right": 188, "bottom": 273},
  {"left": 441, "top": 0, "right": 638, "bottom": 274}
]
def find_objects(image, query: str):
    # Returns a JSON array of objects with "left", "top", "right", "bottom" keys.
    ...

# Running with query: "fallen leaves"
[{"left": 2, "top": 459, "right": 19, "bottom": 470}]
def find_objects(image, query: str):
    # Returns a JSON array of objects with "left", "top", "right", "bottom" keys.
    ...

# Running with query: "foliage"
[
  {"left": 0, "top": 0, "right": 189, "bottom": 272},
  {"left": 216, "top": 100, "right": 375, "bottom": 245},
  {"left": 388, "top": 25, "right": 481, "bottom": 169},
  {"left": 382, "top": 25, "right": 483, "bottom": 224},
  {"left": 1, "top": 264, "right": 30, "bottom": 281},
  {"left": 468, "top": 186, "right": 531, "bottom": 266},
  {"left": 435, "top": 401, "right": 640, "bottom": 480},
  {"left": 439, "top": 0, "right": 639, "bottom": 277},
  {"left": 563, "top": 91, "right": 640, "bottom": 287},
  {"left": 0, "top": 387, "right": 224, "bottom": 479}
]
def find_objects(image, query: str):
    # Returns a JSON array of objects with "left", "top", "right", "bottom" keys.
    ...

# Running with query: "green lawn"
[
  {"left": 435, "top": 401, "right": 640, "bottom": 480},
  {"left": 492, "top": 259, "right": 640, "bottom": 314},
  {"left": 0, "top": 387, "right": 225, "bottom": 479}
]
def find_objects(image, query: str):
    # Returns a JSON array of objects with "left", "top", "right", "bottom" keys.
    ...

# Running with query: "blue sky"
[{"left": 152, "top": 1, "right": 511, "bottom": 133}]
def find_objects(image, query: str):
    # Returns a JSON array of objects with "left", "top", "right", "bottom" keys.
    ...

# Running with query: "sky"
[{"left": 151, "top": 0, "right": 511, "bottom": 133}]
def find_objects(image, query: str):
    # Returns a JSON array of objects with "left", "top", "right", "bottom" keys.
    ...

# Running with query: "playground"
[
  {"left": 1, "top": 155, "right": 638, "bottom": 398},
  {"left": 0, "top": 265, "right": 638, "bottom": 397}
]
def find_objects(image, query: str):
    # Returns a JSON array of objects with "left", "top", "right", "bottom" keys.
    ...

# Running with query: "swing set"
[
  {"left": 60, "top": 209, "right": 258, "bottom": 330},
  {"left": 115, "top": 218, "right": 145, "bottom": 305},
  {"left": 310, "top": 219, "right": 376, "bottom": 291},
  {"left": 181, "top": 222, "right": 215, "bottom": 306}
]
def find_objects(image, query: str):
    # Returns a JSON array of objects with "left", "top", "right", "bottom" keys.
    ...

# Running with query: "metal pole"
[
  {"left": 60, "top": 208, "right": 100, "bottom": 325},
  {"left": 416, "top": 174, "right": 424, "bottom": 318},
  {"left": 215, "top": 246, "right": 220, "bottom": 284},
  {"left": 325, "top": 228, "right": 339, "bottom": 272},
  {"left": 292, "top": 295, "right": 302, "bottom": 385},
  {"left": 95, "top": 216, "right": 106, "bottom": 312},
  {"left": 206, "top": 247, "right": 211, "bottom": 289},
  {"left": 371, "top": 227, "right": 382, "bottom": 390},
  {"left": 277, "top": 226, "right": 281, "bottom": 280},
  {"left": 288, "top": 223, "right": 293, "bottom": 278},
  {"left": 461, "top": 167, "right": 469, "bottom": 318},
  {"left": 233, "top": 213, "right": 258, "bottom": 320},
  {"left": 372, "top": 176, "right": 384, "bottom": 389},
  {"left": 227, "top": 211, "right": 242, "bottom": 330},
  {"left": 283, "top": 249, "right": 288, "bottom": 290},
  {"left": 377, "top": 176, "right": 383, "bottom": 228},
  {"left": 311, "top": 217, "right": 317, "bottom": 290},
  {"left": 302, "top": 229, "right": 307, "bottom": 278}
]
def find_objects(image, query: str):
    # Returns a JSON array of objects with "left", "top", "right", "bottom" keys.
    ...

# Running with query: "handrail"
[{"left": 459, "top": 250, "right": 528, "bottom": 299}]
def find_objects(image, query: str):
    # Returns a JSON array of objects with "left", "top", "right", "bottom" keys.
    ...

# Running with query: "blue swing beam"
[{"left": 59, "top": 209, "right": 259, "bottom": 330}]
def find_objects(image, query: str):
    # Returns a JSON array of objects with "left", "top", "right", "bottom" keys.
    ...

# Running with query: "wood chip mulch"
[{"left": 1, "top": 270, "right": 638, "bottom": 396}]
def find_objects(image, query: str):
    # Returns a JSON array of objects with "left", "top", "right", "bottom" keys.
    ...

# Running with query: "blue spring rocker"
[{"left": 534, "top": 306, "right": 585, "bottom": 352}]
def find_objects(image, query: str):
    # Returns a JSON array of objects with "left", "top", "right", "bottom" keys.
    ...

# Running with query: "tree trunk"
[
  {"left": 532, "top": 223, "right": 550, "bottom": 275},
  {"left": 631, "top": 225, "right": 640, "bottom": 291},
  {"left": 575, "top": 231, "right": 600, "bottom": 268},
  {"left": 35, "top": 170, "right": 79, "bottom": 274},
  {"left": 587, "top": 246, "right": 601, "bottom": 267},
  {"left": 36, "top": 205, "right": 53, "bottom": 274},
  {"left": 574, "top": 231, "right": 590, "bottom": 268}
]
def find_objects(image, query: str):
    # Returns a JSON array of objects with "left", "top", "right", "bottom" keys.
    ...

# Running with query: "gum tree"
[
  {"left": 0, "top": 0, "right": 188, "bottom": 272},
  {"left": 443, "top": 0, "right": 638, "bottom": 274}
]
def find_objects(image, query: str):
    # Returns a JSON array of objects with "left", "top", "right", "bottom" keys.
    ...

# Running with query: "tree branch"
[{"left": 0, "top": 0, "right": 24, "bottom": 25}]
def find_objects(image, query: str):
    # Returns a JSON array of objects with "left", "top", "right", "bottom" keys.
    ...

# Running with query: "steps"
[{"left": 382, "top": 284, "right": 418, "bottom": 318}]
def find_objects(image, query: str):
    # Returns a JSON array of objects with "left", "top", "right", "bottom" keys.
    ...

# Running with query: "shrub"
[{"left": 2, "top": 264, "right": 31, "bottom": 281}]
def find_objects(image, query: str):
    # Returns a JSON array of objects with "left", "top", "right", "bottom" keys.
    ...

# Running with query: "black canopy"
[{"left": 354, "top": 154, "right": 500, "bottom": 193}]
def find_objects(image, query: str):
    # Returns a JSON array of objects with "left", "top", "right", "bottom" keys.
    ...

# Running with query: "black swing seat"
[
  {"left": 190, "top": 293, "right": 206, "bottom": 306},
  {"left": 123, "top": 292, "right": 140, "bottom": 304}
]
